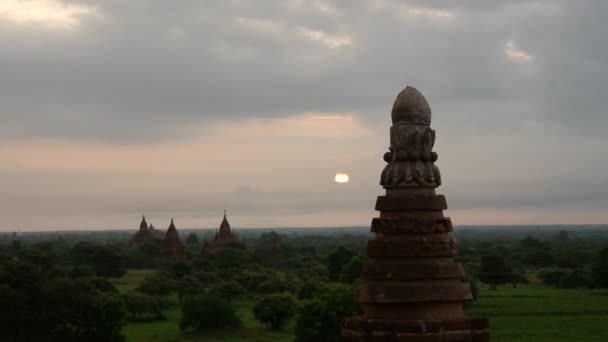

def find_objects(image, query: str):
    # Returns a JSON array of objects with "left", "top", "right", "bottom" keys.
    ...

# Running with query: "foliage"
[
  {"left": 294, "top": 283, "right": 362, "bottom": 342},
  {"left": 209, "top": 280, "right": 246, "bottom": 299},
  {"left": 478, "top": 255, "right": 512, "bottom": 290},
  {"left": 0, "top": 260, "right": 127, "bottom": 341},
  {"left": 257, "top": 278, "right": 295, "bottom": 294},
  {"left": 186, "top": 233, "right": 200, "bottom": 245},
  {"left": 592, "top": 246, "right": 608, "bottom": 288},
  {"left": 121, "top": 291, "right": 168, "bottom": 320},
  {"left": 180, "top": 294, "right": 241, "bottom": 332},
  {"left": 298, "top": 281, "right": 321, "bottom": 300},
  {"left": 339, "top": 255, "right": 365, "bottom": 284},
  {"left": 326, "top": 246, "right": 357, "bottom": 281},
  {"left": 137, "top": 274, "right": 175, "bottom": 297},
  {"left": 253, "top": 293, "right": 297, "bottom": 330}
]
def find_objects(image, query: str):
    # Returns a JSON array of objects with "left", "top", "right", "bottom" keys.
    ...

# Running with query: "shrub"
[
  {"left": 180, "top": 294, "right": 241, "bottom": 332},
  {"left": 253, "top": 293, "right": 297, "bottom": 330},
  {"left": 208, "top": 280, "right": 245, "bottom": 299},
  {"left": 294, "top": 283, "right": 361, "bottom": 342}
]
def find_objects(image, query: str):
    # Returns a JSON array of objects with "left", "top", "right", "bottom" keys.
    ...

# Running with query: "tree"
[
  {"left": 257, "top": 278, "right": 295, "bottom": 294},
  {"left": 592, "top": 246, "right": 608, "bottom": 287},
  {"left": 177, "top": 275, "right": 202, "bottom": 304},
  {"left": 180, "top": 294, "right": 241, "bottom": 332},
  {"left": 186, "top": 233, "right": 200, "bottom": 245},
  {"left": 253, "top": 293, "right": 297, "bottom": 330},
  {"left": 121, "top": 291, "right": 167, "bottom": 320},
  {"left": 339, "top": 255, "right": 365, "bottom": 284},
  {"left": 298, "top": 281, "right": 321, "bottom": 300},
  {"left": 478, "top": 255, "right": 511, "bottom": 290},
  {"left": 137, "top": 274, "right": 175, "bottom": 297},
  {"left": 327, "top": 247, "right": 356, "bottom": 281},
  {"left": 294, "top": 283, "right": 362, "bottom": 342},
  {"left": 209, "top": 280, "right": 245, "bottom": 299}
]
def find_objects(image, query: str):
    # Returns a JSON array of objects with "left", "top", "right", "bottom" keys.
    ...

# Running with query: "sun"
[{"left": 335, "top": 173, "right": 349, "bottom": 183}]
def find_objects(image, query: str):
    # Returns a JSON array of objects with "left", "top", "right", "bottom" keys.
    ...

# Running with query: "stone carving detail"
[
  {"left": 380, "top": 90, "right": 441, "bottom": 188},
  {"left": 380, "top": 161, "right": 441, "bottom": 187}
]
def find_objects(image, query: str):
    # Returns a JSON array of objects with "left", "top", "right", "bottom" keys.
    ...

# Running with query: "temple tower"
[
  {"left": 162, "top": 218, "right": 186, "bottom": 261},
  {"left": 342, "top": 87, "right": 489, "bottom": 341}
]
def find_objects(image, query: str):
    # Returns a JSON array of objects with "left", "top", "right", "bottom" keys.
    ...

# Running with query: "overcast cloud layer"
[{"left": 1, "top": 0, "right": 607, "bottom": 230}]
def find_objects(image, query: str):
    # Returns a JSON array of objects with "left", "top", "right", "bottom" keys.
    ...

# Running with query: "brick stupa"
[
  {"left": 202, "top": 210, "right": 246, "bottom": 255},
  {"left": 162, "top": 219, "right": 186, "bottom": 261},
  {"left": 342, "top": 86, "right": 489, "bottom": 341}
]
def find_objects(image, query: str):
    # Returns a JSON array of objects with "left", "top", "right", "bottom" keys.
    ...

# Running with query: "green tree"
[
  {"left": 121, "top": 291, "right": 166, "bottom": 320},
  {"left": 592, "top": 246, "right": 608, "bottom": 287},
  {"left": 209, "top": 280, "right": 245, "bottom": 299},
  {"left": 327, "top": 247, "right": 356, "bottom": 281},
  {"left": 177, "top": 275, "right": 202, "bottom": 303},
  {"left": 294, "top": 283, "right": 362, "bottom": 342},
  {"left": 137, "top": 274, "right": 175, "bottom": 297},
  {"left": 180, "top": 294, "right": 241, "bottom": 332},
  {"left": 253, "top": 293, "right": 297, "bottom": 330},
  {"left": 478, "top": 255, "right": 512, "bottom": 290},
  {"left": 339, "top": 255, "right": 365, "bottom": 283},
  {"left": 186, "top": 233, "right": 200, "bottom": 245}
]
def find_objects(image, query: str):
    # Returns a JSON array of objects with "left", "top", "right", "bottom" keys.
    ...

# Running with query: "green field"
[{"left": 115, "top": 270, "right": 608, "bottom": 342}]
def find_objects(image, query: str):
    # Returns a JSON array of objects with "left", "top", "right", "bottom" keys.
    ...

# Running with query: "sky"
[{"left": 1, "top": 0, "right": 607, "bottom": 231}]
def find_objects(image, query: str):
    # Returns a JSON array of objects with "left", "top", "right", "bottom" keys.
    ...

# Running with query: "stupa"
[
  {"left": 202, "top": 210, "right": 246, "bottom": 255},
  {"left": 341, "top": 87, "right": 489, "bottom": 341},
  {"left": 162, "top": 219, "right": 186, "bottom": 261},
  {"left": 129, "top": 215, "right": 153, "bottom": 247}
]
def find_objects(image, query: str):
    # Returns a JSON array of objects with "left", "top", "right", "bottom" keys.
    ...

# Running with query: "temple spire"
[{"left": 139, "top": 215, "right": 148, "bottom": 231}]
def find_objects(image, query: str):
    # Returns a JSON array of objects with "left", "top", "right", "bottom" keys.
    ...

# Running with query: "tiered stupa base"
[{"left": 342, "top": 316, "right": 489, "bottom": 342}]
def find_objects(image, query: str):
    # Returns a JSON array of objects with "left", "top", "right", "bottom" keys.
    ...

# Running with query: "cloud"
[
  {"left": 0, "top": 0, "right": 99, "bottom": 29},
  {"left": 505, "top": 39, "right": 533, "bottom": 63},
  {"left": 297, "top": 27, "right": 353, "bottom": 48},
  {"left": 1, "top": 0, "right": 608, "bottom": 229}
]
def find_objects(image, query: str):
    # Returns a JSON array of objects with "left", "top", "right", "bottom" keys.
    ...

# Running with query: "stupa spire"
[{"left": 341, "top": 86, "right": 489, "bottom": 341}]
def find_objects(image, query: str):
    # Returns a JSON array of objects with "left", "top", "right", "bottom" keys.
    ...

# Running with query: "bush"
[
  {"left": 137, "top": 274, "right": 175, "bottom": 297},
  {"left": 592, "top": 246, "right": 608, "bottom": 288},
  {"left": 298, "top": 281, "right": 321, "bottom": 300},
  {"left": 122, "top": 291, "right": 168, "bottom": 320},
  {"left": 208, "top": 280, "right": 245, "bottom": 299},
  {"left": 294, "top": 283, "right": 361, "bottom": 342},
  {"left": 180, "top": 294, "right": 241, "bottom": 332},
  {"left": 339, "top": 255, "right": 365, "bottom": 284},
  {"left": 253, "top": 293, "right": 297, "bottom": 330},
  {"left": 257, "top": 279, "right": 295, "bottom": 294}
]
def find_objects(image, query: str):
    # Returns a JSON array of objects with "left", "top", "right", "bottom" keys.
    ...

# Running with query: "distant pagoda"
[
  {"left": 162, "top": 219, "right": 186, "bottom": 261},
  {"left": 202, "top": 210, "right": 246, "bottom": 255},
  {"left": 341, "top": 86, "right": 489, "bottom": 341},
  {"left": 129, "top": 216, "right": 153, "bottom": 247},
  {"left": 129, "top": 215, "right": 164, "bottom": 247}
]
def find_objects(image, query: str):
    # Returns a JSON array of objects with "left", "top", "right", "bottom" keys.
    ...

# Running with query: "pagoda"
[
  {"left": 129, "top": 216, "right": 153, "bottom": 247},
  {"left": 341, "top": 87, "right": 489, "bottom": 341},
  {"left": 161, "top": 219, "right": 186, "bottom": 261},
  {"left": 202, "top": 210, "right": 246, "bottom": 255}
]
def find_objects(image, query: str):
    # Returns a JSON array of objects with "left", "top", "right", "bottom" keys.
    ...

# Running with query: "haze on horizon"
[{"left": 1, "top": 0, "right": 607, "bottom": 231}]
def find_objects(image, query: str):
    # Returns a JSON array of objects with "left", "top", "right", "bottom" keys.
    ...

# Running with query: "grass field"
[
  {"left": 466, "top": 286, "right": 608, "bottom": 342},
  {"left": 115, "top": 270, "right": 608, "bottom": 341}
]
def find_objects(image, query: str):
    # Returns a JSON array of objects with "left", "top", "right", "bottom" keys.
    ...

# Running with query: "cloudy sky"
[{"left": 1, "top": 0, "right": 607, "bottom": 231}]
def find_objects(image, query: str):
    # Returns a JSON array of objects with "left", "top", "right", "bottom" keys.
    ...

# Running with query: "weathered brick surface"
[
  {"left": 356, "top": 283, "right": 472, "bottom": 304},
  {"left": 471, "top": 330, "right": 490, "bottom": 342},
  {"left": 342, "top": 317, "right": 489, "bottom": 342},
  {"left": 371, "top": 217, "right": 453, "bottom": 234},
  {"left": 375, "top": 195, "right": 447, "bottom": 211},
  {"left": 367, "top": 238, "right": 457, "bottom": 257},
  {"left": 362, "top": 260, "right": 464, "bottom": 280}
]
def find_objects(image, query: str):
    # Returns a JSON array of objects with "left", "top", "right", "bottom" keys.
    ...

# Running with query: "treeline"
[
  {"left": 459, "top": 231, "right": 608, "bottom": 290},
  {"left": 3, "top": 228, "right": 608, "bottom": 341}
]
